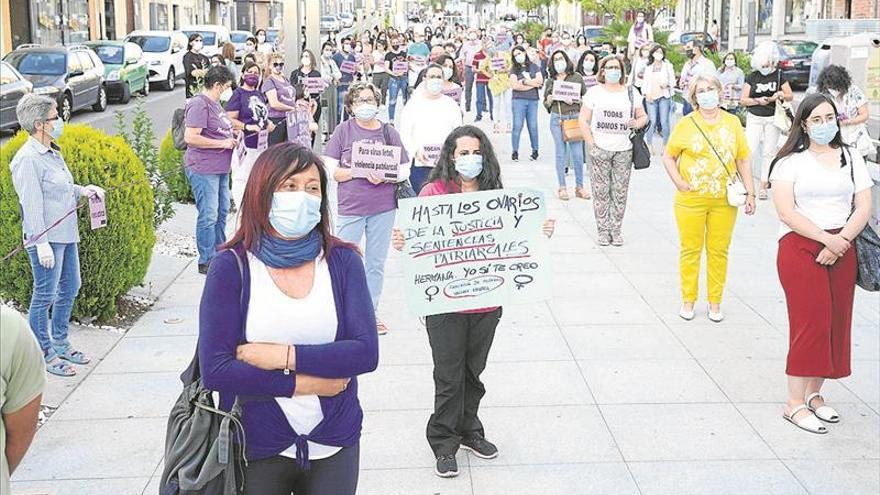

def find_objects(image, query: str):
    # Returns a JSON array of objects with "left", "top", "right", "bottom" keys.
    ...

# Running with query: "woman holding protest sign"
[
  {"left": 509, "top": 45, "right": 544, "bottom": 162},
  {"left": 544, "top": 50, "right": 588, "bottom": 201},
  {"left": 325, "top": 82, "right": 411, "bottom": 336},
  {"left": 435, "top": 54, "right": 464, "bottom": 105},
  {"left": 578, "top": 55, "right": 649, "bottom": 247},
  {"left": 390, "top": 125, "right": 555, "bottom": 479},
  {"left": 400, "top": 64, "right": 463, "bottom": 194},
  {"left": 290, "top": 49, "right": 323, "bottom": 129},
  {"left": 227, "top": 62, "right": 275, "bottom": 209},
  {"left": 262, "top": 53, "right": 297, "bottom": 145}
]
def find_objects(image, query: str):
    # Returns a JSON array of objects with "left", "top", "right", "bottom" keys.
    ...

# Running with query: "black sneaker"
[
  {"left": 434, "top": 454, "right": 459, "bottom": 478},
  {"left": 460, "top": 436, "right": 498, "bottom": 459},
  {"left": 511, "top": 151, "right": 519, "bottom": 161},
  {"left": 198, "top": 263, "right": 210, "bottom": 275},
  {"left": 530, "top": 150, "right": 539, "bottom": 161},
  {"left": 474, "top": 116, "right": 482, "bottom": 122}
]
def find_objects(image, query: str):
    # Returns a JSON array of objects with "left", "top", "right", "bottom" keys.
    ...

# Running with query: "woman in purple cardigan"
[{"left": 198, "top": 142, "right": 379, "bottom": 494}]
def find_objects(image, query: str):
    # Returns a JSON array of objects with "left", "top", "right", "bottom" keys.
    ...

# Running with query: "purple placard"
[
  {"left": 552, "top": 80, "right": 581, "bottom": 102},
  {"left": 392, "top": 60, "right": 409, "bottom": 74},
  {"left": 441, "top": 86, "right": 462, "bottom": 102},
  {"left": 89, "top": 194, "right": 107, "bottom": 230},
  {"left": 490, "top": 57, "right": 506, "bottom": 71},
  {"left": 340, "top": 60, "right": 358, "bottom": 74},
  {"left": 410, "top": 55, "right": 427, "bottom": 66},
  {"left": 350, "top": 141, "right": 401, "bottom": 180},
  {"left": 257, "top": 129, "right": 268, "bottom": 152},
  {"left": 302, "top": 77, "right": 325, "bottom": 93}
]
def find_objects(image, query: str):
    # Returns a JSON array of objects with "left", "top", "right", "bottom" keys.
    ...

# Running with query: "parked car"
[
  {"left": 582, "top": 25, "right": 605, "bottom": 50},
  {"left": 2, "top": 44, "right": 107, "bottom": 122},
  {"left": 84, "top": 41, "right": 148, "bottom": 103},
  {"left": 0, "top": 61, "right": 33, "bottom": 131},
  {"left": 181, "top": 24, "right": 231, "bottom": 57},
  {"left": 321, "top": 15, "right": 341, "bottom": 33},
  {"left": 775, "top": 40, "right": 818, "bottom": 90},
  {"left": 338, "top": 13, "right": 354, "bottom": 28},
  {"left": 230, "top": 30, "right": 254, "bottom": 63},
  {"left": 125, "top": 30, "right": 187, "bottom": 91},
  {"left": 671, "top": 31, "right": 719, "bottom": 53}
]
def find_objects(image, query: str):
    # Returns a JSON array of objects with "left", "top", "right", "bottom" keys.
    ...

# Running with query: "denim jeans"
[
  {"left": 682, "top": 100, "right": 694, "bottom": 116},
  {"left": 549, "top": 112, "right": 584, "bottom": 188},
  {"left": 511, "top": 98, "right": 539, "bottom": 154},
  {"left": 25, "top": 242, "right": 80, "bottom": 354},
  {"left": 388, "top": 77, "right": 409, "bottom": 120},
  {"left": 410, "top": 163, "right": 433, "bottom": 194},
  {"left": 336, "top": 209, "right": 396, "bottom": 311},
  {"left": 336, "top": 85, "right": 350, "bottom": 124},
  {"left": 645, "top": 96, "right": 672, "bottom": 145},
  {"left": 475, "top": 82, "right": 493, "bottom": 120},
  {"left": 185, "top": 168, "right": 230, "bottom": 265},
  {"left": 464, "top": 66, "right": 475, "bottom": 111}
]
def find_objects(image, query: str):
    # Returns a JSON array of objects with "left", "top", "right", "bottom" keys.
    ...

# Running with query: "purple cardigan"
[{"left": 198, "top": 243, "right": 379, "bottom": 465}]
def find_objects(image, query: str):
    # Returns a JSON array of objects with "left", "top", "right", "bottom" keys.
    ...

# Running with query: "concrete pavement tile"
[
  {"left": 153, "top": 280, "right": 205, "bottom": 308},
  {"left": 10, "top": 477, "right": 151, "bottom": 495},
  {"left": 603, "top": 251, "right": 680, "bottom": 274},
  {"left": 841, "top": 360, "right": 880, "bottom": 412},
  {"left": 359, "top": 364, "right": 434, "bottom": 411},
  {"left": 621, "top": 271, "right": 688, "bottom": 295},
  {"left": 374, "top": 330, "right": 433, "bottom": 366},
  {"left": 144, "top": 476, "right": 161, "bottom": 495},
  {"left": 548, "top": 296, "right": 660, "bottom": 326},
  {"left": 128, "top": 252, "right": 190, "bottom": 301},
  {"left": 12, "top": 418, "right": 166, "bottom": 480},
  {"left": 645, "top": 292, "right": 771, "bottom": 327},
  {"left": 40, "top": 326, "right": 123, "bottom": 408},
  {"left": 94, "top": 335, "right": 196, "bottom": 374},
  {"left": 784, "top": 460, "right": 880, "bottom": 495},
  {"left": 851, "top": 325, "right": 880, "bottom": 360},
  {"left": 732, "top": 295, "right": 790, "bottom": 330},
  {"left": 549, "top": 253, "right": 619, "bottom": 274},
  {"left": 495, "top": 301, "right": 555, "bottom": 327},
  {"left": 357, "top": 467, "right": 473, "bottom": 495},
  {"left": 699, "top": 359, "right": 861, "bottom": 404},
  {"left": 50, "top": 371, "right": 179, "bottom": 421},
  {"left": 360, "top": 409, "right": 469, "bottom": 469},
  {"left": 601, "top": 403, "right": 775, "bottom": 461},
  {"left": 468, "top": 405, "right": 621, "bottom": 466},
  {"left": 628, "top": 460, "right": 807, "bottom": 495},
  {"left": 469, "top": 463, "right": 638, "bottom": 495},
  {"left": 562, "top": 324, "right": 690, "bottom": 361},
  {"left": 668, "top": 323, "right": 788, "bottom": 360},
  {"left": 124, "top": 304, "right": 200, "bottom": 337},
  {"left": 580, "top": 359, "right": 726, "bottom": 404},
  {"left": 488, "top": 325, "right": 571, "bottom": 362},
  {"left": 481, "top": 361, "right": 594, "bottom": 407},
  {"left": 737, "top": 403, "right": 880, "bottom": 460},
  {"left": 551, "top": 272, "right": 640, "bottom": 298}
]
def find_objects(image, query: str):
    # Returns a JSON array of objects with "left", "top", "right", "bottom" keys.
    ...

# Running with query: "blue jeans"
[
  {"left": 185, "top": 168, "right": 230, "bottom": 265},
  {"left": 646, "top": 96, "right": 672, "bottom": 145},
  {"left": 682, "top": 100, "right": 694, "bottom": 116},
  {"left": 336, "top": 209, "right": 396, "bottom": 311},
  {"left": 549, "top": 112, "right": 585, "bottom": 188},
  {"left": 511, "top": 98, "right": 539, "bottom": 154},
  {"left": 464, "top": 66, "right": 475, "bottom": 111},
  {"left": 475, "top": 82, "right": 493, "bottom": 120},
  {"left": 388, "top": 77, "right": 409, "bottom": 120},
  {"left": 336, "top": 85, "right": 349, "bottom": 124},
  {"left": 25, "top": 242, "right": 80, "bottom": 354},
  {"left": 410, "top": 164, "right": 433, "bottom": 194}
]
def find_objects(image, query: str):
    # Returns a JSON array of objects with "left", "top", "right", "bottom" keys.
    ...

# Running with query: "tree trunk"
[{"left": 704, "top": 0, "right": 710, "bottom": 32}]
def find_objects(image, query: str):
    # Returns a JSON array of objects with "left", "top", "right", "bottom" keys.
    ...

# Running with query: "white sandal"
[
  {"left": 806, "top": 392, "right": 840, "bottom": 423},
  {"left": 783, "top": 404, "right": 828, "bottom": 434}
]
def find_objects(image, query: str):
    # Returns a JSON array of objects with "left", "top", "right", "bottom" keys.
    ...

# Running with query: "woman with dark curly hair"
[{"left": 817, "top": 64, "right": 871, "bottom": 157}]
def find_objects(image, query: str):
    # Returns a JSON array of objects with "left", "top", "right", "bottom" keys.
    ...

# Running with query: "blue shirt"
[
  {"left": 9, "top": 137, "right": 82, "bottom": 244},
  {"left": 332, "top": 52, "right": 356, "bottom": 86}
]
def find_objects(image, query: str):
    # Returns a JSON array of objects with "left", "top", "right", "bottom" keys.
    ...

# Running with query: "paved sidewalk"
[{"left": 10, "top": 106, "right": 880, "bottom": 495}]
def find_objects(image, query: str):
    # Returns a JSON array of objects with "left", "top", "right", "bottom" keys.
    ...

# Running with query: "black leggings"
[{"left": 243, "top": 442, "right": 359, "bottom": 495}]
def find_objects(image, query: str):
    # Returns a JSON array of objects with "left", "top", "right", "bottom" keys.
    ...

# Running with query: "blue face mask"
[
  {"left": 47, "top": 119, "right": 64, "bottom": 140},
  {"left": 696, "top": 90, "right": 719, "bottom": 109},
  {"left": 426, "top": 78, "right": 443, "bottom": 94},
  {"left": 605, "top": 69, "right": 621, "bottom": 84},
  {"left": 455, "top": 154, "right": 483, "bottom": 179},
  {"left": 269, "top": 191, "right": 322, "bottom": 239},
  {"left": 354, "top": 103, "right": 379, "bottom": 121},
  {"left": 759, "top": 67, "right": 773, "bottom": 76},
  {"left": 808, "top": 121, "right": 838, "bottom": 146}
]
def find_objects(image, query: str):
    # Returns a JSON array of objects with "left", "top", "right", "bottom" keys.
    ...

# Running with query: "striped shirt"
[{"left": 9, "top": 136, "right": 82, "bottom": 244}]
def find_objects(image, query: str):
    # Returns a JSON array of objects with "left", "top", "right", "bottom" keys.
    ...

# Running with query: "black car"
[
  {"left": 3, "top": 44, "right": 107, "bottom": 122},
  {"left": 0, "top": 61, "right": 33, "bottom": 131},
  {"left": 776, "top": 40, "right": 817, "bottom": 90}
]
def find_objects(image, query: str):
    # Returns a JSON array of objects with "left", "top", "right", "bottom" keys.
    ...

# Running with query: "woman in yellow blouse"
[{"left": 663, "top": 73, "right": 756, "bottom": 322}]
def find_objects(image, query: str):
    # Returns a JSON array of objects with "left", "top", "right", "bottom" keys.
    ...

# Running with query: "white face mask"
[
  {"left": 725, "top": 58, "right": 736, "bottom": 68},
  {"left": 653, "top": 51, "right": 663, "bottom": 61},
  {"left": 220, "top": 88, "right": 233, "bottom": 101},
  {"left": 257, "top": 35, "right": 266, "bottom": 43},
  {"left": 301, "top": 57, "right": 311, "bottom": 66},
  {"left": 192, "top": 41, "right": 203, "bottom": 52}
]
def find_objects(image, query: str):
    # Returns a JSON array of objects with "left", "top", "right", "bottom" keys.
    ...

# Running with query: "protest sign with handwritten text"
[
  {"left": 302, "top": 77, "right": 325, "bottom": 93},
  {"left": 392, "top": 60, "right": 409, "bottom": 74},
  {"left": 350, "top": 141, "right": 401, "bottom": 180},
  {"left": 552, "top": 80, "right": 582, "bottom": 102},
  {"left": 340, "top": 60, "right": 358, "bottom": 74},
  {"left": 490, "top": 57, "right": 507, "bottom": 71},
  {"left": 421, "top": 144, "right": 442, "bottom": 167},
  {"left": 398, "top": 188, "right": 549, "bottom": 315}
]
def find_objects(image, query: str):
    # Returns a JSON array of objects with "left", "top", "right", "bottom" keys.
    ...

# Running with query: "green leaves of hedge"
[
  {"left": 158, "top": 130, "right": 193, "bottom": 203},
  {"left": 0, "top": 126, "right": 155, "bottom": 322}
]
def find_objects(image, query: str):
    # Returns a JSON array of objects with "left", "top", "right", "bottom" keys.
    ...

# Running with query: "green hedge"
[
  {"left": 514, "top": 20, "right": 546, "bottom": 45},
  {"left": 0, "top": 126, "right": 155, "bottom": 322},
  {"left": 158, "top": 130, "right": 193, "bottom": 203}
]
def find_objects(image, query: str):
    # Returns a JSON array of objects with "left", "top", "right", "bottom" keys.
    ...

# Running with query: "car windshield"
[
  {"left": 231, "top": 32, "right": 250, "bottom": 43},
  {"left": 93, "top": 45, "right": 124, "bottom": 64},
  {"left": 5, "top": 51, "right": 66, "bottom": 75},
  {"left": 322, "top": 16, "right": 335, "bottom": 22},
  {"left": 127, "top": 35, "right": 170, "bottom": 53},
  {"left": 266, "top": 30, "right": 279, "bottom": 42},
  {"left": 184, "top": 31, "right": 217, "bottom": 45},
  {"left": 780, "top": 42, "right": 817, "bottom": 56},
  {"left": 584, "top": 28, "right": 603, "bottom": 39}
]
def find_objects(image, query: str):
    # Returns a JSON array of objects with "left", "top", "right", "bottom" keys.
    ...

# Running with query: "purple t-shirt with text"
[
  {"left": 184, "top": 94, "right": 233, "bottom": 174},
  {"left": 226, "top": 88, "right": 270, "bottom": 148},
  {"left": 262, "top": 76, "right": 296, "bottom": 120},
  {"left": 325, "top": 119, "right": 410, "bottom": 217}
]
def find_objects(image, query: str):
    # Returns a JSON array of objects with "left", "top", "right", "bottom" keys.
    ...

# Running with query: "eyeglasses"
[
  {"left": 806, "top": 114, "right": 837, "bottom": 126},
  {"left": 353, "top": 98, "right": 378, "bottom": 105},
  {"left": 425, "top": 74, "right": 443, "bottom": 80}
]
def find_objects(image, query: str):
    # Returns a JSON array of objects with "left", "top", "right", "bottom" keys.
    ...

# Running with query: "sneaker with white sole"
[
  {"left": 461, "top": 436, "right": 498, "bottom": 459},
  {"left": 434, "top": 454, "right": 459, "bottom": 478}
]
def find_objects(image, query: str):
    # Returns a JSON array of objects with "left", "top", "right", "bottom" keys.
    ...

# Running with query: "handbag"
[
  {"left": 558, "top": 103, "right": 583, "bottom": 143},
  {"left": 689, "top": 117, "right": 748, "bottom": 207},
  {"left": 846, "top": 149, "right": 880, "bottom": 291},
  {"left": 627, "top": 87, "right": 651, "bottom": 170},
  {"left": 772, "top": 71, "right": 793, "bottom": 134},
  {"left": 380, "top": 123, "right": 416, "bottom": 204}
]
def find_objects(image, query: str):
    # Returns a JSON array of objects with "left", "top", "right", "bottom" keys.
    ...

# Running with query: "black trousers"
[
  {"left": 243, "top": 442, "right": 359, "bottom": 495},
  {"left": 425, "top": 308, "right": 502, "bottom": 456}
]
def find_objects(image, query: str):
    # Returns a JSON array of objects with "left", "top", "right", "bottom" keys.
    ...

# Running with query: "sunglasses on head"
[{"left": 273, "top": 62, "right": 284, "bottom": 68}]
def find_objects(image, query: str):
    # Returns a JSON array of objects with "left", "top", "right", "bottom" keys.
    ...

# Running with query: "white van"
[
  {"left": 125, "top": 30, "right": 188, "bottom": 90},
  {"left": 180, "top": 25, "right": 232, "bottom": 57}
]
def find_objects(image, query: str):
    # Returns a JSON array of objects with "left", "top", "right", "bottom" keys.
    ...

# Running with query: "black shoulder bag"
[
  {"left": 628, "top": 87, "right": 651, "bottom": 170},
  {"left": 382, "top": 123, "right": 416, "bottom": 205},
  {"left": 846, "top": 148, "right": 880, "bottom": 291}
]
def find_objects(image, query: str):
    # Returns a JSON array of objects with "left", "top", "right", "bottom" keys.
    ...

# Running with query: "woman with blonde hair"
[
  {"left": 664, "top": 73, "right": 756, "bottom": 322},
  {"left": 262, "top": 53, "right": 297, "bottom": 144}
]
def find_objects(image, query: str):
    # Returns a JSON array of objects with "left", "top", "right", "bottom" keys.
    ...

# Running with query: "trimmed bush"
[
  {"left": 0, "top": 125, "right": 155, "bottom": 322},
  {"left": 158, "top": 129, "right": 193, "bottom": 203}
]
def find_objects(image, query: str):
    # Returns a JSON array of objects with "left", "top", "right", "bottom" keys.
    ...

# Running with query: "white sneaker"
[
  {"left": 679, "top": 305, "right": 695, "bottom": 321},
  {"left": 708, "top": 310, "right": 724, "bottom": 322}
]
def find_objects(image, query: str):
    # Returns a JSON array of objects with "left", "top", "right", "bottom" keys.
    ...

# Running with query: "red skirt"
[{"left": 777, "top": 231, "right": 857, "bottom": 379}]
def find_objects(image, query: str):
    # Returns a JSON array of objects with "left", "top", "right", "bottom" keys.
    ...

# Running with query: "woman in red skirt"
[{"left": 769, "top": 93, "right": 873, "bottom": 434}]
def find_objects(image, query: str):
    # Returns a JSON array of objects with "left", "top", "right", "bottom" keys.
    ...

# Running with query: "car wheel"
[
  {"left": 142, "top": 79, "right": 150, "bottom": 96},
  {"left": 164, "top": 67, "right": 175, "bottom": 91},
  {"left": 92, "top": 85, "right": 107, "bottom": 112},
  {"left": 120, "top": 83, "right": 131, "bottom": 104},
  {"left": 61, "top": 93, "right": 73, "bottom": 122}
]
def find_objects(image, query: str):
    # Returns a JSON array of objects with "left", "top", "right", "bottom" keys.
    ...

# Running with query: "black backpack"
[{"left": 172, "top": 107, "right": 188, "bottom": 151}]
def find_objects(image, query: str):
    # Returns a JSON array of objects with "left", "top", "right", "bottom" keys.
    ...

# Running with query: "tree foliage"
[{"left": 580, "top": 0, "right": 677, "bottom": 18}]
